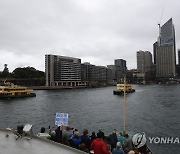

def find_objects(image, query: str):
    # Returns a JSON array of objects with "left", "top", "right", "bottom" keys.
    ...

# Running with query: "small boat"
[
  {"left": 113, "top": 83, "right": 135, "bottom": 95},
  {"left": 0, "top": 81, "right": 36, "bottom": 99}
]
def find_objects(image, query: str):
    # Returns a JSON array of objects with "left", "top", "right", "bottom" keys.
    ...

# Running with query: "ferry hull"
[
  {"left": 0, "top": 93, "right": 36, "bottom": 99},
  {"left": 113, "top": 89, "right": 135, "bottom": 95}
]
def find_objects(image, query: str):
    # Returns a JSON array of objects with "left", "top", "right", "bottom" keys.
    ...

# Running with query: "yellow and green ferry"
[{"left": 0, "top": 82, "right": 36, "bottom": 99}]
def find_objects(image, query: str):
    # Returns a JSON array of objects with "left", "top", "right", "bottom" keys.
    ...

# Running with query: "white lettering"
[
  {"left": 173, "top": 137, "right": 180, "bottom": 144},
  {"left": 160, "top": 137, "right": 167, "bottom": 143},
  {"left": 167, "top": 137, "right": 174, "bottom": 144},
  {"left": 154, "top": 137, "right": 160, "bottom": 144},
  {"left": 149, "top": 137, "right": 180, "bottom": 144},
  {"left": 149, "top": 137, "right": 154, "bottom": 144}
]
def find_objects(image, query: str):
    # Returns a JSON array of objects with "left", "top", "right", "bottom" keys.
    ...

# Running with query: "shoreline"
[{"left": 27, "top": 85, "right": 113, "bottom": 90}]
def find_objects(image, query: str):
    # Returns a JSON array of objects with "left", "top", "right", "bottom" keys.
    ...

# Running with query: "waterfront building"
[
  {"left": 155, "top": 18, "right": 176, "bottom": 78},
  {"left": 137, "top": 51, "right": 152, "bottom": 73},
  {"left": 98, "top": 66, "right": 107, "bottom": 81},
  {"left": 127, "top": 69, "right": 137, "bottom": 84},
  {"left": 82, "top": 63, "right": 115, "bottom": 85},
  {"left": 177, "top": 49, "right": 180, "bottom": 77},
  {"left": 153, "top": 41, "right": 158, "bottom": 65},
  {"left": 178, "top": 49, "right": 180, "bottom": 65},
  {"left": 45, "top": 54, "right": 82, "bottom": 87},
  {"left": 46, "top": 54, "right": 117, "bottom": 87},
  {"left": 136, "top": 50, "right": 153, "bottom": 83},
  {"left": 114, "top": 59, "right": 127, "bottom": 82},
  {"left": 107, "top": 65, "right": 116, "bottom": 84}
]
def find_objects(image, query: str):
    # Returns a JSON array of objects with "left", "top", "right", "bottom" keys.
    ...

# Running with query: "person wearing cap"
[{"left": 112, "top": 142, "right": 124, "bottom": 154}]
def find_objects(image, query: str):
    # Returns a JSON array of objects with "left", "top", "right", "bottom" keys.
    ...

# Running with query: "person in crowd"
[
  {"left": 79, "top": 143, "right": 89, "bottom": 153},
  {"left": 62, "top": 126, "right": 73, "bottom": 145},
  {"left": 40, "top": 127, "right": 45, "bottom": 133},
  {"left": 97, "top": 128, "right": 105, "bottom": 140},
  {"left": 37, "top": 127, "right": 51, "bottom": 139},
  {"left": 128, "top": 150, "right": 135, "bottom": 154},
  {"left": 90, "top": 131, "right": 97, "bottom": 143},
  {"left": 69, "top": 131, "right": 81, "bottom": 149},
  {"left": 49, "top": 130, "right": 56, "bottom": 141},
  {"left": 91, "top": 131, "right": 111, "bottom": 154},
  {"left": 55, "top": 126, "right": 62, "bottom": 143},
  {"left": 106, "top": 144, "right": 112, "bottom": 154},
  {"left": 109, "top": 129, "right": 118, "bottom": 150},
  {"left": 132, "top": 132, "right": 152, "bottom": 154},
  {"left": 112, "top": 142, "right": 124, "bottom": 154},
  {"left": 117, "top": 132, "right": 125, "bottom": 145},
  {"left": 128, "top": 150, "right": 136, "bottom": 154},
  {"left": 80, "top": 129, "right": 91, "bottom": 152},
  {"left": 48, "top": 125, "right": 51, "bottom": 134},
  {"left": 122, "top": 134, "right": 133, "bottom": 154}
]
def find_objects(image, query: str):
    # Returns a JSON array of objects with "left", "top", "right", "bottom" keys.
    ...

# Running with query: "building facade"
[
  {"left": 136, "top": 50, "right": 153, "bottom": 83},
  {"left": 45, "top": 54, "right": 115, "bottom": 87},
  {"left": 155, "top": 18, "right": 176, "bottom": 78},
  {"left": 114, "top": 59, "right": 127, "bottom": 82},
  {"left": 137, "top": 50, "right": 152, "bottom": 73},
  {"left": 45, "top": 54, "right": 82, "bottom": 87},
  {"left": 107, "top": 65, "right": 116, "bottom": 84},
  {"left": 176, "top": 49, "right": 180, "bottom": 77}
]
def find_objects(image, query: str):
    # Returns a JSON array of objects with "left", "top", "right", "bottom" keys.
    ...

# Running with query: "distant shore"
[
  {"left": 28, "top": 85, "right": 114, "bottom": 90},
  {"left": 28, "top": 86, "right": 75, "bottom": 90}
]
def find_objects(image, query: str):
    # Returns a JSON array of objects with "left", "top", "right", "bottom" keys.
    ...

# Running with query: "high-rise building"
[
  {"left": 155, "top": 18, "right": 176, "bottom": 78},
  {"left": 45, "top": 55, "right": 114, "bottom": 87},
  {"left": 137, "top": 50, "right": 152, "bottom": 73},
  {"left": 107, "top": 65, "right": 116, "bottom": 82},
  {"left": 153, "top": 41, "right": 158, "bottom": 64},
  {"left": 45, "top": 54, "right": 82, "bottom": 87},
  {"left": 178, "top": 49, "right": 180, "bottom": 65},
  {"left": 177, "top": 49, "right": 180, "bottom": 77},
  {"left": 114, "top": 59, "right": 127, "bottom": 82}
]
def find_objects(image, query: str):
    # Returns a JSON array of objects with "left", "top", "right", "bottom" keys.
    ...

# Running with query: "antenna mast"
[{"left": 158, "top": 9, "right": 164, "bottom": 45}]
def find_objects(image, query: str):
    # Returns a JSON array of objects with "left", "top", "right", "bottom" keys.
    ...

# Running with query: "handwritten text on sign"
[{"left": 55, "top": 112, "right": 68, "bottom": 126}]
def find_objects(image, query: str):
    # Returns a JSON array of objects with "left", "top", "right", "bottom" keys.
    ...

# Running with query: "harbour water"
[{"left": 0, "top": 84, "right": 180, "bottom": 153}]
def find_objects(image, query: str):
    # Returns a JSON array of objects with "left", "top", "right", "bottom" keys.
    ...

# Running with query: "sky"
[{"left": 0, "top": 0, "right": 180, "bottom": 72}]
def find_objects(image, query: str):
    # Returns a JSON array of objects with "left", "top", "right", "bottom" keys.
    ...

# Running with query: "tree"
[
  {"left": 1, "top": 64, "right": 10, "bottom": 78},
  {"left": 12, "top": 67, "right": 45, "bottom": 79},
  {"left": 12, "top": 67, "right": 45, "bottom": 86}
]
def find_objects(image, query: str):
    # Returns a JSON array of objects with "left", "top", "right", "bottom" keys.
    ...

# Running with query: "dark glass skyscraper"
[
  {"left": 114, "top": 59, "right": 127, "bottom": 82},
  {"left": 155, "top": 18, "right": 176, "bottom": 78}
]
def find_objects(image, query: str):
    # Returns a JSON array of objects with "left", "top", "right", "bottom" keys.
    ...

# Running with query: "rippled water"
[{"left": 0, "top": 84, "right": 180, "bottom": 153}]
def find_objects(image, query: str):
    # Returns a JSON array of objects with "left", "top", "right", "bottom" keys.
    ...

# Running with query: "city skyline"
[{"left": 0, "top": 0, "right": 180, "bottom": 72}]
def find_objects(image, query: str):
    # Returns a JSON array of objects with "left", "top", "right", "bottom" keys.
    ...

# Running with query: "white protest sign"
[{"left": 55, "top": 112, "right": 68, "bottom": 126}]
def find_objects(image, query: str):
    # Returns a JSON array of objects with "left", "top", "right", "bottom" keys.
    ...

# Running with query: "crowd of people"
[{"left": 37, "top": 126, "right": 152, "bottom": 154}]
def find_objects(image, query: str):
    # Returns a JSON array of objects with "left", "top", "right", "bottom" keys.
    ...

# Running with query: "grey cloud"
[{"left": 0, "top": 0, "right": 179, "bottom": 71}]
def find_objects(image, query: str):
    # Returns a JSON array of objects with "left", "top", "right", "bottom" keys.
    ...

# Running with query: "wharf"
[
  {"left": 0, "top": 129, "right": 86, "bottom": 154},
  {"left": 28, "top": 86, "right": 74, "bottom": 90}
]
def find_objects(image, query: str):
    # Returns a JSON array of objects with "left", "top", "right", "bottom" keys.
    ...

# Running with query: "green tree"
[
  {"left": 12, "top": 67, "right": 45, "bottom": 79},
  {"left": 1, "top": 64, "right": 10, "bottom": 78},
  {"left": 12, "top": 67, "right": 45, "bottom": 86}
]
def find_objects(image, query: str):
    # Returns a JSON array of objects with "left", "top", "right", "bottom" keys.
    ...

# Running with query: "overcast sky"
[{"left": 0, "top": 0, "right": 180, "bottom": 72}]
